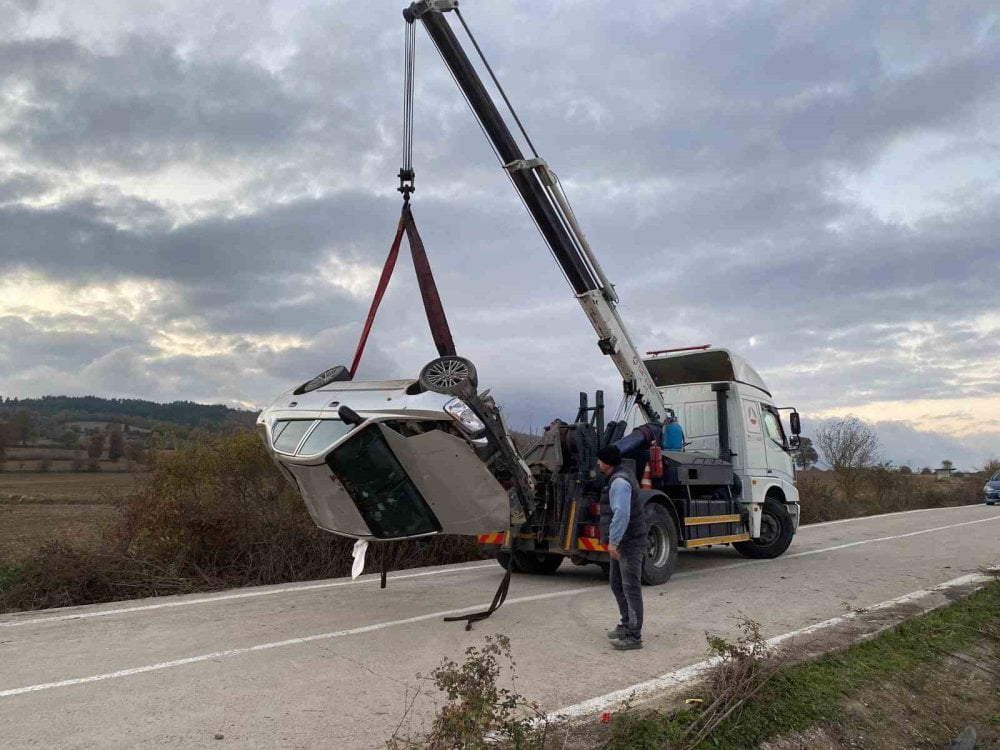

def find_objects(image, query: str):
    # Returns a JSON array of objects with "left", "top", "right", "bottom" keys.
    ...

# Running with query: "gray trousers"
[{"left": 609, "top": 543, "right": 644, "bottom": 639}]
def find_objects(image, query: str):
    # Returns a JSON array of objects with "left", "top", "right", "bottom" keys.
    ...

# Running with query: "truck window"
[{"left": 762, "top": 409, "right": 786, "bottom": 448}]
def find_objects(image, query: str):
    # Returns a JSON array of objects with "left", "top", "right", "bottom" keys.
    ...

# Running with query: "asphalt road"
[{"left": 2, "top": 503, "right": 998, "bottom": 749}]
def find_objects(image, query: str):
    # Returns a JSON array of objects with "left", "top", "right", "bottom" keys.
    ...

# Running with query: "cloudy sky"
[{"left": 1, "top": 0, "right": 997, "bottom": 469}]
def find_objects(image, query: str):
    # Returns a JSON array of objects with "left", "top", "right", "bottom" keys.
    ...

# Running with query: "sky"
[{"left": 1, "top": 0, "right": 997, "bottom": 470}]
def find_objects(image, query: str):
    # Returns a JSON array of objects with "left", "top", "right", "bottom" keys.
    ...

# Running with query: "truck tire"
[
  {"left": 734, "top": 498, "right": 794, "bottom": 559},
  {"left": 641, "top": 503, "right": 678, "bottom": 585},
  {"left": 496, "top": 551, "right": 518, "bottom": 572},
  {"left": 511, "top": 549, "right": 564, "bottom": 575}
]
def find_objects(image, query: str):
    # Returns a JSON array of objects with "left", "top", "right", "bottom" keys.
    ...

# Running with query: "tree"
[
  {"left": 108, "top": 429, "right": 125, "bottom": 461},
  {"left": 58, "top": 430, "right": 80, "bottom": 450},
  {"left": 793, "top": 436, "right": 819, "bottom": 470},
  {"left": 920, "top": 466, "right": 933, "bottom": 476},
  {"left": 87, "top": 433, "right": 105, "bottom": 460},
  {"left": 814, "top": 417, "right": 882, "bottom": 499},
  {"left": 898, "top": 465, "right": 913, "bottom": 475},
  {"left": 12, "top": 409, "right": 35, "bottom": 447},
  {"left": 941, "top": 459, "right": 954, "bottom": 471}
]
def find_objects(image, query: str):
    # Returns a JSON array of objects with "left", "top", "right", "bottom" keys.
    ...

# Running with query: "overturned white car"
[{"left": 257, "top": 357, "right": 533, "bottom": 541}]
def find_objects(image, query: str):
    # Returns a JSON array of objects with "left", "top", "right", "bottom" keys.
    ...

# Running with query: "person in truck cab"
[
  {"left": 598, "top": 445, "right": 648, "bottom": 651},
  {"left": 662, "top": 409, "right": 684, "bottom": 451}
]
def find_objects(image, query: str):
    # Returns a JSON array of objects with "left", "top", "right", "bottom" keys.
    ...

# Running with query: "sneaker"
[
  {"left": 606, "top": 625, "right": 628, "bottom": 640},
  {"left": 611, "top": 635, "right": 643, "bottom": 651}
]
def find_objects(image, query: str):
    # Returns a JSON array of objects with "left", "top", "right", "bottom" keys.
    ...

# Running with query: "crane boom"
[{"left": 405, "top": 0, "right": 666, "bottom": 422}]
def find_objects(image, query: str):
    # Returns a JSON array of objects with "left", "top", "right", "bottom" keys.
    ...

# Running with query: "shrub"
[{"left": 0, "top": 431, "right": 486, "bottom": 613}]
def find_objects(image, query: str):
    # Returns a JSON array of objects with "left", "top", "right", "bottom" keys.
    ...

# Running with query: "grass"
[{"left": 605, "top": 580, "right": 1000, "bottom": 750}]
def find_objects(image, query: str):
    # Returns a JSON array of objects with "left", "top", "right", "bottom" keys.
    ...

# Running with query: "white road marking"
[
  {"left": 545, "top": 570, "right": 999, "bottom": 723},
  {"left": 784, "top": 515, "right": 1000, "bottom": 560},
  {"left": 3, "top": 505, "right": 990, "bottom": 630},
  {"left": 1, "top": 515, "right": 997, "bottom": 698},
  {"left": 0, "top": 563, "right": 497, "bottom": 629},
  {"left": 801, "top": 503, "right": 982, "bottom": 529}
]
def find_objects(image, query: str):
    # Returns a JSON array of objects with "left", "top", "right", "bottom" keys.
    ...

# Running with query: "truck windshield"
[{"left": 325, "top": 423, "right": 441, "bottom": 539}]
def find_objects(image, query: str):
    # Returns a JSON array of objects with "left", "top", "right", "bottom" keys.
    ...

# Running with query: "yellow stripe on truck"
[
  {"left": 685, "top": 533, "right": 751, "bottom": 548},
  {"left": 685, "top": 514, "right": 742, "bottom": 526}
]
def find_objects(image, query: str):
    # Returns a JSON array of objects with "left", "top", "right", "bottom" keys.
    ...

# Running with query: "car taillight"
[
  {"left": 583, "top": 524, "right": 599, "bottom": 538},
  {"left": 588, "top": 503, "right": 601, "bottom": 518}
]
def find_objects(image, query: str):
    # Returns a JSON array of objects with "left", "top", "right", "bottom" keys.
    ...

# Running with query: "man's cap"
[{"left": 598, "top": 445, "right": 622, "bottom": 466}]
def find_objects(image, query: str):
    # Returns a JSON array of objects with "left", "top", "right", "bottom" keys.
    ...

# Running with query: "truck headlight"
[{"left": 445, "top": 398, "right": 486, "bottom": 436}]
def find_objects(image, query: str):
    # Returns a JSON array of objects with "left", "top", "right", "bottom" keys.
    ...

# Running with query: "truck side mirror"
[{"left": 789, "top": 411, "right": 801, "bottom": 435}]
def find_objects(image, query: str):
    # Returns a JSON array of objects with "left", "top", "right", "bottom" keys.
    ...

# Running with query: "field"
[
  {"left": 0, "top": 472, "right": 144, "bottom": 561},
  {"left": 0, "top": 472, "right": 147, "bottom": 503}
]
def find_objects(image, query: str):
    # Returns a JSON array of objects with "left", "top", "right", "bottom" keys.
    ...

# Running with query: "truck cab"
[{"left": 643, "top": 348, "right": 801, "bottom": 537}]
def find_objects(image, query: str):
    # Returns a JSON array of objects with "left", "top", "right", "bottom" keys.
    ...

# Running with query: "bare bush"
[
  {"left": 388, "top": 634, "right": 546, "bottom": 750},
  {"left": 814, "top": 417, "right": 882, "bottom": 499},
  {"left": 0, "top": 432, "right": 487, "bottom": 613}
]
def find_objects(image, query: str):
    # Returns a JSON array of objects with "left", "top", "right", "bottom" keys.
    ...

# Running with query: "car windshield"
[{"left": 992, "top": 471, "right": 1000, "bottom": 481}]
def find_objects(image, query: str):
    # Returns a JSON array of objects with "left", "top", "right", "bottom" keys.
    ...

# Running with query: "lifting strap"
[
  {"left": 443, "top": 565, "right": 512, "bottom": 631},
  {"left": 348, "top": 204, "right": 456, "bottom": 378}
]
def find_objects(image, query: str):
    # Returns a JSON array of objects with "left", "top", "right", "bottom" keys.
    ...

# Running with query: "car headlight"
[
  {"left": 985, "top": 485, "right": 992, "bottom": 492},
  {"left": 445, "top": 398, "right": 486, "bottom": 436}
]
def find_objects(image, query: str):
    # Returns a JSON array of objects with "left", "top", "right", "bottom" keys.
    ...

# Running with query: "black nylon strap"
[{"left": 443, "top": 565, "right": 512, "bottom": 630}]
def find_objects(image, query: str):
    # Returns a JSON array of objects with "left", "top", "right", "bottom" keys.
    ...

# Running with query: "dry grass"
[
  {"left": 0, "top": 472, "right": 146, "bottom": 503},
  {"left": 0, "top": 503, "right": 116, "bottom": 559},
  {"left": 796, "top": 469, "right": 983, "bottom": 525}
]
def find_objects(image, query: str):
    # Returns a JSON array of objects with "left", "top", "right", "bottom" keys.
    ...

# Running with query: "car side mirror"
[{"left": 789, "top": 411, "right": 801, "bottom": 435}]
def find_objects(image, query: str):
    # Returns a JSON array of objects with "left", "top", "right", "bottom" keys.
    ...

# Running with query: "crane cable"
[{"left": 349, "top": 18, "right": 454, "bottom": 380}]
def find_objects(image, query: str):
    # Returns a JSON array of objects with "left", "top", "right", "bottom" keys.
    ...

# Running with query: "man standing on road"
[{"left": 598, "top": 445, "right": 648, "bottom": 651}]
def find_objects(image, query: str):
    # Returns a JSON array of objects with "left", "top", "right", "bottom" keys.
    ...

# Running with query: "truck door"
[
  {"left": 760, "top": 406, "right": 793, "bottom": 477},
  {"left": 740, "top": 398, "right": 767, "bottom": 473}
]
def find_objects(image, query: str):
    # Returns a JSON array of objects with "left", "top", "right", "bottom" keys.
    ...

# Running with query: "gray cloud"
[{"left": 0, "top": 0, "right": 997, "bottom": 459}]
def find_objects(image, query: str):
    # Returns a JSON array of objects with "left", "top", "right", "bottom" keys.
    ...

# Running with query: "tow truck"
[{"left": 257, "top": 1, "right": 802, "bottom": 590}]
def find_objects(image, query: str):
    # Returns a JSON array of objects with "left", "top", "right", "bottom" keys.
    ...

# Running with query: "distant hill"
[{"left": 0, "top": 395, "right": 257, "bottom": 430}]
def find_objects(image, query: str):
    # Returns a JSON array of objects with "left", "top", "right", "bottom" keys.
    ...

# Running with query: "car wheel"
[
  {"left": 734, "top": 497, "right": 795, "bottom": 559},
  {"left": 419, "top": 356, "right": 478, "bottom": 398},
  {"left": 511, "top": 549, "right": 563, "bottom": 575},
  {"left": 641, "top": 503, "right": 678, "bottom": 585}
]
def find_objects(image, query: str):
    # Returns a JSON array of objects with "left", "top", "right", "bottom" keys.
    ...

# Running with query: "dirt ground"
[
  {"left": 0, "top": 473, "right": 143, "bottom": 559},
  {"left": 0, "top": 503, "right": 117, "bottom": 558}
]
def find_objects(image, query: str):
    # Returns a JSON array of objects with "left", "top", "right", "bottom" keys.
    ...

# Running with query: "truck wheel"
[
  {"left": 419, "top": 356, "right": 478, "bottom": 399},
  {"left": 734, "top": 498, "right": 794, "bottom": 559},
  {"left": 496, "top": 551, "right": 519, "bottom": 572},
  {"left": 511, "top": 550, "right": 563, "bottom": 575},
  {"left": 641, "top": 503, "right": 678, "bottom": 585}
]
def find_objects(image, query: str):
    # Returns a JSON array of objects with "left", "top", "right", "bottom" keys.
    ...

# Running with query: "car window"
[
  {"left": 992, "top": 471, "right": 1000, "bottom": 481},
  {"left": 298, "top": 419, "right": 353, "bottom": 456},
  {"left": 273, "top": 420, "right": 315, "bottom": 454},
  {"left": 762, "top": 410, "right": 786, "bottom": 447}
]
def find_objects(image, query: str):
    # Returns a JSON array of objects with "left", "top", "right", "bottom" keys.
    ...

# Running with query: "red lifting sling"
[{"left": 349, "top": 204, "right": 456, "bottom": 378}]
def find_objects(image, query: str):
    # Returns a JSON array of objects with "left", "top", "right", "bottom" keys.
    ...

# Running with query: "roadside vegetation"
[
  {"left": 0, "top": 432, "right": 483, "bottom": 613},
  {"left": 392, "top": 581, "right": 1000, "bottom": 749},
  {"left": 0, "top": 408, "right": 994, "bottom": 613}
]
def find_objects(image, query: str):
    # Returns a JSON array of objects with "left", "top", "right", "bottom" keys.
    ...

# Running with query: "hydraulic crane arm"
[{"left": 404, "top": 0, "right": 666, "bottom": 422}]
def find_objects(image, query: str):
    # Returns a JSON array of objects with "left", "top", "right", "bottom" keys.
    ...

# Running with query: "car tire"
[
  {"left": 511, "top": 549, "right": 563, "bottom": 575},
  {"left": 418, "top": 356, "right": 478, "bottom": 398},
  {"left": 641, "top": 503, "right": 679, "bottom": 585},
  {"left": 734, "top": 497, "right": 795, "bottom": 559}
]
